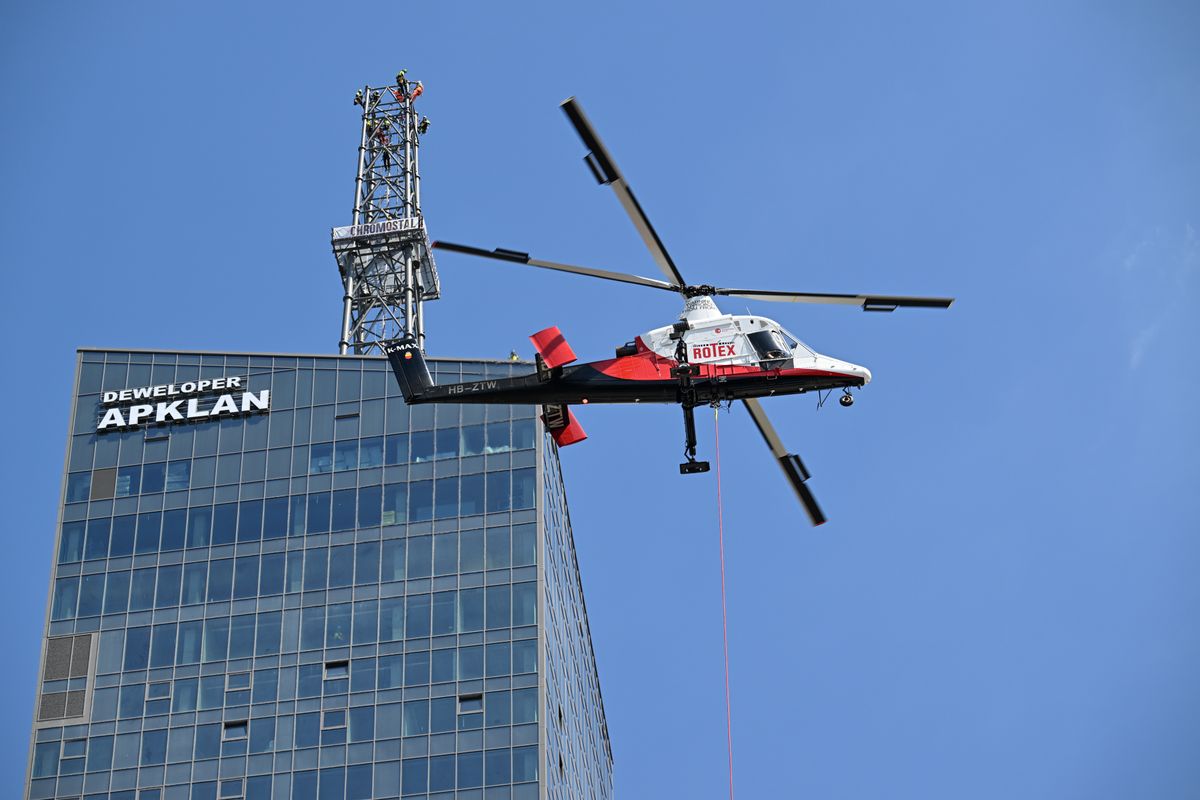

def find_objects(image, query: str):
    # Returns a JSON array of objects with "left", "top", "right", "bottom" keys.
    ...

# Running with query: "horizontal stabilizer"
[
  {"left": 542, "top": 404, "right": 588, "bottom": 447},
  {"left": 530, "top": 326, "right": 578, "bottom": 369}
]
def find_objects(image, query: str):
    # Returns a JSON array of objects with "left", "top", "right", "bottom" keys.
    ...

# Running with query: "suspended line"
[{"left": 714, "top": 407, "right": 735, "bottom": 800}]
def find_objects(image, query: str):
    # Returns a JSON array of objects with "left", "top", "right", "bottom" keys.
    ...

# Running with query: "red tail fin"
[{"left": 542, "top": 404, "right": 587, "bottom": 447}]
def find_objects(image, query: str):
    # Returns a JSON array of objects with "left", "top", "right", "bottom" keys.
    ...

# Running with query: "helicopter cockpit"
[{"left": 745, "top": 326, "right": 816, "bottom": 369}]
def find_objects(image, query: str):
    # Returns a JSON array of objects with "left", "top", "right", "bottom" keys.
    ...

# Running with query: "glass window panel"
[
  {"left": 328, "top": 544, "right": 354, "bottom": 587},
  {"left": 457, "top": 589, "right": 483, "bottom": 633},
  {"left": 249, "top": 718, "right": 276, "bottom": 754},
  {"left": 150, "top": 623, "right": 176, "bottom": 668},
  {"left": 485, "top": 642, "right": 510, "bottom": 677},
  {"left": 379, "top": 598, "right": 403, "bottom": 642},
  {"left": 486, "top": 527, "right": 510, "bottom": 569},
  {"left": 349, "top": 706, "right": 374, "bottom": 743},
  {"left": 303, "top": 547, "right": 328, "bottom": 590},
  {"left": 263, "top": 496, "right": 288, "bottom": 539},
  {"left": 513, "top": 418, "right": 535, "bottom": 450},
  {"left": 172, "top": 678, "right": 198, "bottom": 712},
  {"left": 108, "top": 514, "right": 135, "bottom": 556},
  {"left": 203, "top": 617, "right": 230, "bottom": 662},
  {"left": 104, "top": 570, "right": 130, "bottom": 613},
  {"left": 350, "top": 542, "right": 377, "bottom": 587},
  {"left": 289, "top": 495, "right": 307, "bottom": 536},
  {"left": 234, "top": 556, "right": 259, "bottom": 599},
  {"left": 431, "top": 649, "right": 455, "bottom": 683},
  {"left": 155, "top": 564, "right": 182, "bottom": 608},
  {"left": 382, "top": 483, "right": 407, "bottom": 525},
  {"left": 84, "top": 519, "right": 111, "bottom": 561},
  {"left": 177, "top": 620, "right": 202, "bottom": 664},
  {"left": 129, "top": 568, "right": 156, "bottom": 611},
  {"left": 307, "top": 492, "right": 331, "bottom": 534},
  {"left": 404, "top": 651, "right": 430, "bottom": 686},
  {"left": 512, "top": 688, "right": 537, "bottom": 724},
  {"left": 512, "top": 639, "right": 536, "bottom": 674},
  {"left": 124, "top": 626, "right": 151, "bottom": 670},
  {"left": 406, "top": 535, "right": 432, "bottom": 578},
  {"left": 405, "top": 594, "right": 431, "bottom": 638},
  {"left": 432, "top": 591, "right": 456, "bottom": 635},
  {"left": 286, "top": 552, "right": 304, "bottom": 592},
  {"left": 182, "top": 563, "right": 206, "bottom": 605},
  {"left": 384, "top": 433, "right": 407, "bottom": 465},
  {"left": 403, "top": 700, "right": 429, "bottom": 736},
  {"left": 135, "top": 511, "right": 161, "bottom": 554},
  {"left": 298, "top": 664, "right": 323, "bottom": 698},
  {"left": 460, "top": 530, "right": 484, "bottom": 572},
  {"left": 187, "top": 507, "right": 212, "bottom": 549},
  {"left": 486, "top": 472, "right": 510, "bottom": 513},
  {"left": 377, "top": 654, "right": 402, "bottom": 690},
  {"left": 458, "top": 645, "right": 483, "bottom": 680},
  {"left": 381, "top": 539, "right": 405, "bottom": 582},
  {"left": 301, "top": 606, "right": 325, "bottom": 650},
  {"left": 486, "top": 586, "right": 510, "bottom": 630},
  {"left": 331, "top": 489, "right": 356, "bottom": 531},
  {"left": 485, "top": 748, "right": 511, "bottom": 786},
  {"left": 212, "top": 503, "right": 237, "bottom": 546},
  {"left": 114, "top": 464, "right": 140, "bottom": 497},
  {"left": 411, "top": 430, "right": 434, "bottom": 462},
  {"left": 512, "top": 523, "right": 536, "bottom": 567},
  {"left": 326, "top": 602, "right": 351, "bottom": 647},
  {"left": 86, "top": 735, "right": 115, "bottom": 773},
  {"left": 460, "top": 424, "right": 485, "bottom": 457},
  {"left": 207, "top": 560, "right": 233, "bottom": 602},
  {"left": 199, "top": 675, "right": 224, "bottom": 709},
  {"left": 161, "top": 508, "right": 187, "bottom": 551},
  {"left": 309, "top": 442, "right": 333, "bottom": 474},
  {"left": 460, "top": 473, "right": 485, "bottom": 517},
  {"left": 357, "top": 485, "right": 381, "bottom": 528},
  {"left": 409, "top": 480, "right": 433, "bottom": 522},
  {"left": 229, "top": 614, "right": 255, "bottom": 659},
  {"left": 352, "top": 599, "right": 378, "bottom": 645},
  {"left": 433, "top": 427, "right": 458, "bottom": 460},
  {"left": 166, "top": 460, "right": 191, "bottom": 491},
  {"left": 65, "top": 472, "right": 91, "bottom": 504},
  {"left": 485, "top": 690, "right": 510, "bottom": 727},
  {"left": 359, "top": 436, "right": 383, "bottom": 468},
  {"left": 457, "top": 750, "right": 483, "bottom": 789},
  {"left": 97, "top": 629, "right": 124, "bottom": 674},
  {"left": 77, "top": 572, "right": 105, "bottom": 617},
  {"left": 513, "top": 467, "right": 536, "bottom": 509},
  {"left": 350, "top": 657, "right": 375, "bottom": 693},
  {"left": 237, "top": 499, "right": 263, "bottom": 542},
  {"left": 434, "top": 532, "right": 457, "bottom": 575},
  {"left": 252, "top": 668, "right": 278, "bottom": 703},
  {"left": 512, "top": 582, "right": 536, "bottom": 626},
  {"left": 143, "top": 462, "right": 166, "bottom": 493},
  {"left": 256, "top": 611, "right": 282, "bottom": 656},
  {"left": 512, "top": 745, "right": 538, "bottom": 782},
  {"left": 260, "top": 552, "right": 285, "bottom": 595},
  {"left": 57, "top": 521, "right": 85, "bottom": 564},
  {"left": 334, "top": 440, "right": 358, "bottom": 472},
  {"left": 434, "top": 476, "right": 458, "bottom": 519},
  {"left": 485, "top": 421, "right": 511, "bottom": 453}
]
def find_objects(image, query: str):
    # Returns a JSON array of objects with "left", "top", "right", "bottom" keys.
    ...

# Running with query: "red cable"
[{"left": 714, "top": 408, "right": 735, "bottom": 800}]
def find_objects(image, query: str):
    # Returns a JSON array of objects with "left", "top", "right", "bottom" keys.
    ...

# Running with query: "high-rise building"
[{"left": 26, "top": 348, "right": 612, "bottom": 800}]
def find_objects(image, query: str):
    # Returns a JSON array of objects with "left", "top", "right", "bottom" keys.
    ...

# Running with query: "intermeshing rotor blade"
[
  {"left": 716, "top": 288, "right": 955, "bottom": 311},
  {"left": 742, "top": 398, "right": 827, "bottom": 526},
  {"left": 432, "top": 241, "right": 680, "bottom": 292},
  {"left": 560, "top": 97, "right": 689, "bottom": 289}
]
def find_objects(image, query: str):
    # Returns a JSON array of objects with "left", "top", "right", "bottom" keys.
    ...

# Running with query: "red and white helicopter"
[{"left": 386, "top": 98, "right": 953, "bottom": 526}]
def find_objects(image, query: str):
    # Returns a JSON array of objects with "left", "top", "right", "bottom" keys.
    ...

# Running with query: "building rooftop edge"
[{"left": 75, "top": 346, "right": 532, "bottom": 366}]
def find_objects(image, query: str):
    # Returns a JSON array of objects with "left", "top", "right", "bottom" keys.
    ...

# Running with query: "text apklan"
[{"left": 97, "top": 377, "right": 270, "bottom": 431}]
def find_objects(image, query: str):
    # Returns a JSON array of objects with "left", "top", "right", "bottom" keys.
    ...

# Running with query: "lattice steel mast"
[{"left": 331, "top": 72, "right": 440, "bottom": 354}]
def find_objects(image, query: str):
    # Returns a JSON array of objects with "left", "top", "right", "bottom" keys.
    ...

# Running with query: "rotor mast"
[{"left": 331, "top": 73, "right": 440, "bottom": 355}]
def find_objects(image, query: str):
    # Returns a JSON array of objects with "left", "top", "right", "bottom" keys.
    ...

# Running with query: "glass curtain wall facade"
[{"left": 26, "top": 349, "right": 612, "bottom": 800}]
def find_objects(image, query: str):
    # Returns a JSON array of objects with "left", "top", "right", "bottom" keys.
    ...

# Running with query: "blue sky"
[{"left": 2, "top": 2, "right": 1198, "bottom": 796}]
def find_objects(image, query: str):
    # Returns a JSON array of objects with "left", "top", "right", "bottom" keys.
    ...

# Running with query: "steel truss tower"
[{"left": 331, "top": 74, "right": 440, "bottom": 354}]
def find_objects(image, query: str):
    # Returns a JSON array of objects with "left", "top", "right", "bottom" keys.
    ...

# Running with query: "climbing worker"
[
  {"left": 353, "top": 89, "right": 364, "bottom": 107},
  {"left": 410, "top": 81, "right": 424, "bottom": 101},
  {"left": 418, "top": 116, "right": 430, "bottom": 135}
]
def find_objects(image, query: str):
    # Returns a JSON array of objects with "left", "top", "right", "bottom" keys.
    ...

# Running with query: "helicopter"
[{"left": 385, "top": 97, "right": 953, "bottom": 526}]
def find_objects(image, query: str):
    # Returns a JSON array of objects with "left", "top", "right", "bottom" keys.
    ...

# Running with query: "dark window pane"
[
  {"left": 161, "top": 509, "right": 186, "bottom": 551},
  {"left": 212, "top": 503, "right": 237, "bottom": 546},
  {"left": 55, "top": 522, "right": 83, "bottom": 564},
  {"left": 135, "top": 512, "right": 161, "bottom": 554},
  {"left": 84, "top": 518, "right": 111, "bottom": 560},
  {"left": 357, "top": 485, "right": 381, "bottom": 528},
  {"left": 237, "top": 500, "right": 263, "bottom": 542},
  {"left": 142, "top": 462, "right": 166, "bottom": 493},
  {"left": 409, "top": 480, "right": 433, "bottom": 522},
  {"left": 331, "top": 489, "right": 356, "bottom": 531},
  {"left": 263, "top": 497, "right": 288, "bottom": 539},
  {"left": 307, "top": 492, "right": 331, "bottom": 534}
]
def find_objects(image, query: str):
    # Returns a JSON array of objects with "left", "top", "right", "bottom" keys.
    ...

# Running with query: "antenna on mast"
[{"left": 331, "top": 72, "right": 440, "bottom": 354}]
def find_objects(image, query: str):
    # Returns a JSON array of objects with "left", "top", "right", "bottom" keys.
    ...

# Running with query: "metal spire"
[{"left": 331, "top": 73, "right": 440, "bottom": 354}]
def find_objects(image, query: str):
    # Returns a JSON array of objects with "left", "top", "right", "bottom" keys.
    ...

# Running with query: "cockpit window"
[
  {"left": 748, "top": 330, "right": 792, "bottom": 365},
  {"left": 779, "top": 327, "right": 815, "bottom": 357}
]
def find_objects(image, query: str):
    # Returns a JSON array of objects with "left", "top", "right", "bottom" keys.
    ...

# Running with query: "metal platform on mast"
[{"left": 331, "top": 72, "right": 440, "bottom": 355}]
